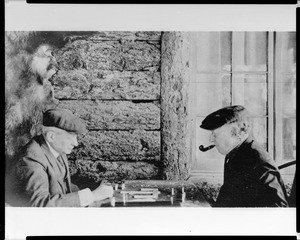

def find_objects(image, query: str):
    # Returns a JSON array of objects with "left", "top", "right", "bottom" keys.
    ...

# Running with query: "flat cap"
[
  {"left": 43, "top": 108, "right": 87, "bottom": 134},
  {"left": 200, "top": 105, "right": 246, "bottom": 130}
]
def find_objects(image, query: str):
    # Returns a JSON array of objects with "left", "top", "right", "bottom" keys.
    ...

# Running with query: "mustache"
[
  {"left": 47, "top": 63, "right": 59, "bottom": 71},
  {"left": 47, "top": 58, "right": 59, "bottom": 71},
  {"left": 199, "top": 145, "right": 215, "bottom": 152}
]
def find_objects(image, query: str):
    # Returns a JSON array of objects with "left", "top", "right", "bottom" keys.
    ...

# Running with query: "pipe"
[{"left": 199, "top": 145, "right": 215, "bottom": 152}]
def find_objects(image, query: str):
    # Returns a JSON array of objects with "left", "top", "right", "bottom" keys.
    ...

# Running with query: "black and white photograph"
[{"left": 4, "top": 2, "right": 297, "bottom": 238}]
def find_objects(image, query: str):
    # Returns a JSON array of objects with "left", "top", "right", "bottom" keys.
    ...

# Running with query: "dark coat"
[
  {"left": 12, "top": 135, "right": 81, "bottom": 207},
  {"left": 214, "top": 136, "right": 289, "bottom": 207}
]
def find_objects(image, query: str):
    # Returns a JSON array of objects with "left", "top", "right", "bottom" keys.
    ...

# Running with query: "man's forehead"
[
  {"left": 58, "top": 129, "right": 77, "bottom": 136},
  {"left": 211, "top": 123, "right": 233, "bottom": 133},
  {"left": 49, "top": 126, "right": 76, "bottom": 136},
  {"left": 67, "top": 131, "right": 77, "bottom": 136}
]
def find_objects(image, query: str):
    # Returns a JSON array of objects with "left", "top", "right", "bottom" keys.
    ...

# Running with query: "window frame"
[{"left": 189, "top": 31, "right": 293, "bottom": 177}]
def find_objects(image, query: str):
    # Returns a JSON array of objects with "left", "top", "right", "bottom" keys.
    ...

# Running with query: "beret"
[
  {"left": 43, "top": 108, "right": 87, "bottom": 134},
  {"left": 200, "top": 105, "right": 246, "bottom": 130}
]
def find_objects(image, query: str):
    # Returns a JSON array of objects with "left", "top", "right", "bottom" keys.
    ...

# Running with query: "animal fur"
[{"left": 5, "top": 31, "right": 59, "bottom": 164}]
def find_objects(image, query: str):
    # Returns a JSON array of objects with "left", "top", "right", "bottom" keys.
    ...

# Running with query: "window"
[
  {"left": 190, "top": 32, "right": 296, "bottom": 184},
  {"left": 274, "top": 32, "right": 296, "bottom": 181}
]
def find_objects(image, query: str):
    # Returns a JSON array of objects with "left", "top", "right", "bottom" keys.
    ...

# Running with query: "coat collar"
[
  {"left": 44, "top": 140, "right": 60, "bottom": 159},
  {"left": 225, "top": 133, "right": 255, "bottom": 161},
  {"left": 37, "top": 135, "right": 68, "bottom": 164},
  {"left": 36, "top": 135, "right": 60, "bottom": 170},
  {"left": 36, "top": 135, "right": 71, "bottom": 192}
]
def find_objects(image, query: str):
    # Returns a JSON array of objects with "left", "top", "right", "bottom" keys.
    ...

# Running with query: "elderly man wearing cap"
[
  {"left": 200, "top": 105, "right": 288, "bottom": 207},
  {"left": 13, "top": 108, "right": 113, "bottom": 207}
]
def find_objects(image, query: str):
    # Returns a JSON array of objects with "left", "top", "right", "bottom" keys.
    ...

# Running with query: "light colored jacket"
[{"left": 15, "top": 135, "right": 81, "bottom": 207}]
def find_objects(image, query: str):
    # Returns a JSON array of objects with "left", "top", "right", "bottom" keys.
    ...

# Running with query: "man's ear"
[
  {"left": 231, "top": 125, "right": 241, "bottom": 138},
  {"left": 239, "top": 121, "right": 250, "bottom": 134},
  {"left": 45, "top": 131, "right": 55, "bottom": 142}
]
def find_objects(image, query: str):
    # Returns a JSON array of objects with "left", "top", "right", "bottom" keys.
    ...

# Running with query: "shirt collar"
[{"left": 45, "top": 140, "right": 60, "bottom": 159}]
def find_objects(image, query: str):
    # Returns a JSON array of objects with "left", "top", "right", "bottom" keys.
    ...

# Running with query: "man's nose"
[{"left": 209, "top": 134, "right": 214, "bottom": 143}]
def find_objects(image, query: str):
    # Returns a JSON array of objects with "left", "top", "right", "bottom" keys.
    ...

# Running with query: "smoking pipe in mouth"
[{"left": 199, "top": 145, "right": 215, "bottom": 152}]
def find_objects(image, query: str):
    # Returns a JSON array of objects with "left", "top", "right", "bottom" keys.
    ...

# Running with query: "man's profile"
[
  {"left": 9, "top": 108, "right": 113, "bottom": 207},
  {"left": 200, "top": 105, "right": 288, "bottom": 207}
]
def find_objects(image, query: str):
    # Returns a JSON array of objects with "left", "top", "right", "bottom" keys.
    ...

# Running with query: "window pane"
[
  {"left": 196, "top": 32, "right": 231, "bottom": 72},
  {"left": 232, "top": 32, "right": 267, "bottom": 72},
  {"left": 196, "top": 73, "right": 231, "bottom": 116},
  {"left": 281, "top": 74, "right": 296, "bottom": 117},
  {"left": 232, "top": 74, "right": 267, "bottom": 115},
  {"left": 280, "top": 74, "right": 296, "bottom": 161},
  {"left": 282, "top": 117, "right": 296, "bottom": 160},
  {"left": 277, "top": 32, "right": 296, "bottom": 73},
  {"left": 251, "top": 117, "right": 267, "bottom": 150},
  {"left": 275, "top": 32, "right": 296, "bottom": 164},
  {"left": 280, "top": 117, "right": 295, "bottom": 182}
]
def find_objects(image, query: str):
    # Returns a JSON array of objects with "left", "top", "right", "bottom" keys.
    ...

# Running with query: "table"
[{"left": 89, "top": 180, "right": 211, "bottom": 207}]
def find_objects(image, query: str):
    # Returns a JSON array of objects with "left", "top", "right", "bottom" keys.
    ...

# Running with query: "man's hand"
[{"left": 92, "top": 184, "right": 114, "bottom": 201}]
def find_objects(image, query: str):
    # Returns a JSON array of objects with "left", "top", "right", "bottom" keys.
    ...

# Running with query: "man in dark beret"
[
  {"left": 11, "top": 108, "right": 113, "bottom": 207},
  {"left": 200, "top": 105, "right": 288, "bottom": 207}
]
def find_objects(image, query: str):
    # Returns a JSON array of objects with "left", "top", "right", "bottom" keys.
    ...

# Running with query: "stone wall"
[
  {"left": 5, "top": 31, "right": 194, "bottom": 191},
  {"left": 51, "top": 31, "right": 162, "bottom": 189},
  {"left": 161, "top": 32, "right": 193, "bottom": 181}
]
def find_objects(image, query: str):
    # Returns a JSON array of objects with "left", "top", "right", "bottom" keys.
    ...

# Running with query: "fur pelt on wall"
[{"left": 5, "top": 31, "right": 59, "bottom": 167}]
